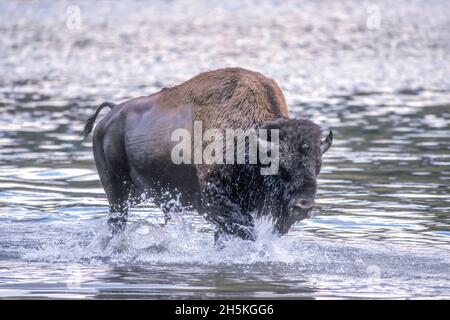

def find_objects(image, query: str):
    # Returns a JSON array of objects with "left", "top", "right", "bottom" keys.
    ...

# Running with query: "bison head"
[{"left": 258, "top": 118, "right": 333, "bottom": 235}]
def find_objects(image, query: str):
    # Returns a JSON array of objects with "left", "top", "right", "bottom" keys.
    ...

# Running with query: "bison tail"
[{"left": 78, "top": 102, "right": 116, "bottom": 145}]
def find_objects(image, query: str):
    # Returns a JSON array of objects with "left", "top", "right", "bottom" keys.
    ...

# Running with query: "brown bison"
[{"left": 81, "top": 68, "right": 332, "bottom": 242}]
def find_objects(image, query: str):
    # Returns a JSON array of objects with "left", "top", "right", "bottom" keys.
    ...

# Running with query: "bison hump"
[{"left": 180, "top": 68, "right": 289, "bottom": 129}]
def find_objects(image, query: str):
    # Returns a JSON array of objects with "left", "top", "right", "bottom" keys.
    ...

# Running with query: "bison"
[{"left": 81, "top": 68, "right": 332, "bottom": 242}]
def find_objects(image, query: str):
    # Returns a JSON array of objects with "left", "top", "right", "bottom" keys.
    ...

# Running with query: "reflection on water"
[{"left": 0, "top": 0, "right": 449, "bottom": 299}]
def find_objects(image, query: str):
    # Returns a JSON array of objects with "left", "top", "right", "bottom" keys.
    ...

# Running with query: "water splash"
[{"left": 22, "top": 214, "right": 301, "bottom": 266}]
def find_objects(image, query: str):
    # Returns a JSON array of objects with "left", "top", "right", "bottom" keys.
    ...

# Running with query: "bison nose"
[{"left": 292, "top": 199, "right": 315, "bottom": 210}]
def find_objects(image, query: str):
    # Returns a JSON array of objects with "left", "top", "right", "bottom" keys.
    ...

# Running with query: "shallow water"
[{"left": 0, "top": 0, "right": 449, "bottom": 299}]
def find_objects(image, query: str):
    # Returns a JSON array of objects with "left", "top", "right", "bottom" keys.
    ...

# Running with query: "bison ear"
[{"left": 320, "top": 130, "right": 333, "bottom": 154}]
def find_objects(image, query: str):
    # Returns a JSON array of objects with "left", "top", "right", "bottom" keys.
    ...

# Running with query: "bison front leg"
[{"left": 202, "top": 183, "right": 255, "bottom": 242}]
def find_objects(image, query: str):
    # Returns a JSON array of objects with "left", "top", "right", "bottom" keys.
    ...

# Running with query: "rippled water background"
[{"left": 1, "top": 0, "right": 449, "bottom": 299}]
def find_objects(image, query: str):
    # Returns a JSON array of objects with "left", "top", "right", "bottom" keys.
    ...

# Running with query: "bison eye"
[{"left": 279, "top": 167, "right": 291, "bottom": 181}]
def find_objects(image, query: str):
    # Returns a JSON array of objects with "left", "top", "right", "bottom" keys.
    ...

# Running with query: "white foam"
[{"left": 21, "top": 215, "right": 304, "bottom": 266}]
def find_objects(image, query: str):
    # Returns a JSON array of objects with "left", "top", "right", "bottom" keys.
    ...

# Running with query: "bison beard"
[{"left": 80, "top": 67, "right": 333, "bottom": 244}]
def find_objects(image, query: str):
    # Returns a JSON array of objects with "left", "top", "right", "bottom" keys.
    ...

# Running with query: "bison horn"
[{"left": 320, "top": 130, "right": 333, "bottom": 154}]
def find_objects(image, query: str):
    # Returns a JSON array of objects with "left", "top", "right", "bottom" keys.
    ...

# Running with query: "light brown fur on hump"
[{"left": 167, "top": 67, "right": 290, "bottom": 131}]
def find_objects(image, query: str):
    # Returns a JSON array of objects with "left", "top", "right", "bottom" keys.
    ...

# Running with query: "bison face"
[{"left": 259, "top": 119, "right": 333, "bottom": 235}]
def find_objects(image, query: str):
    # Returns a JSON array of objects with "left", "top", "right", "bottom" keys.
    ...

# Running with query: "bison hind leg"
[
  {"left": 105, "top": 179, "right": 133, "bottom": 236},
  {"left": 94, "top": 147, "right": 133, "bottom": 237}
]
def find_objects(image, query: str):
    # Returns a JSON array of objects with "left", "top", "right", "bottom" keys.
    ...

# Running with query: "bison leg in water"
[
  {"left": 87, "top": 103, "right": 135, "bottom": 235},
  {"left": 92, "top": 138, "right": 133, "bottom": 234},
  {"left": 202, "top": 181, "right": 256, "bottom": 242}
]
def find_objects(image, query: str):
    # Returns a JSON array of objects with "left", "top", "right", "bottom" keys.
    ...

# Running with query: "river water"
[{"left": 0, "top": 0, "right": 449, "bottom": 299}]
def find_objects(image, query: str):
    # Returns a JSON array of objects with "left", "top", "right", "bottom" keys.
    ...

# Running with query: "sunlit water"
[{"left": 0, "top": 0, "right": 449, "bottom": 299}]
